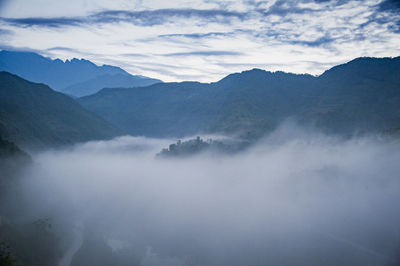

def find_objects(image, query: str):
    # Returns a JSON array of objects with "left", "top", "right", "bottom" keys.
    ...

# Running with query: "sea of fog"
[{"left": 9, "top": 125, "right": 400, "bottom": 265}]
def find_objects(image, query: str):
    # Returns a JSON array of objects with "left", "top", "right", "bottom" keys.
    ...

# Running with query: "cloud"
[
  {"left": 0, "top": 44, "right": 49, "bottom": 54},
  {"left": 46, "top": 46, "right": 81, "bottom": 52},
  {"left": 0, "top": 0, "right": 9, "bottom": 9},
  {"left": 93, "top": 9, "right": 247, "bottom": 26},
  {"left": 258, "top": 0, "right": 321, "bottom": 16},
  {"left": 1, "top": 16, "right": 83, "bottom": 27},
  {"left": 158, "top": 32, "right": 232, "bottom": 39},
  {"left": 0, "top": 0, "right": 399, "bottom": 82},
  {"left": 0, "top": 28, "right": 11, "bottom": 35},
  {"left": 119, "top": 53, "right": 150, "bottom": 58},
  {"left": 357, "top": 0, "right": 400, "bottom": 33},
  {"left": 313, "top": 0, "right": 354, "bottom": 5},
  {"left": 0, "top": 8, "right": 247, "bottom": 28},
  {"left": 163, "top": 50, "right": 244, "bottom": 57},
  {"left": 378, "top": 0, "right": 400, "bottom": 12},
  {"left": 10, "top": 127, "right": 400, "bottom": 265},
  {"left": 289, "top": 35, "right": 336, "bottom": 47}
]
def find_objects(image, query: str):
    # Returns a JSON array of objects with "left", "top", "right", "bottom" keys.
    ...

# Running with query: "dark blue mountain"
[
  {"left": 0, "top": 71, "right": 121, "bottom": 149},
  {"left": 0, "top": 50, "right": 161, "bottom": 96},
  {"left": 79, "top": 56, "right": 400, "bottom": 139},
  {"left": 62, "top": 73, "right": 161, "bottom": 97}
]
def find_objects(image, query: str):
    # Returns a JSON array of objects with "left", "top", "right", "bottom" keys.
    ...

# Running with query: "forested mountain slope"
[
  {"left": 0, "top": 72, "right": 121, "bottom": 149},
  {"left": 80, "top": 57, "right": 400, "bottom": 138}
]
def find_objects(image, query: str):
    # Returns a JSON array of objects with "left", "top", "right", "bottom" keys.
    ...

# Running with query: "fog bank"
[{"left": 14, "top": 128, "right": 400, "bottom": 265}]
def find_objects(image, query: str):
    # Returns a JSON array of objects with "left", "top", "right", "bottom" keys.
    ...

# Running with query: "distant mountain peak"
[
  {"left": 218, "top": 67, "right": 314, "bottom": 85},
  {"left": 320, "top": 56, "right": 400, "bottom": 79},
  {"left": 0, "top": 50, "right": 162, "bottom": 96}
]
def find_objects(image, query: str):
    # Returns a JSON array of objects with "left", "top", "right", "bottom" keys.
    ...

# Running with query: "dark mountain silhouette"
[
  {"left": 79, "top": 56, "right": 400, "bottom": 139},
  {"left": 0, "top": 50, "right": 161, "bottom": 96},
  {"left": 302, "top": 57, "right": 400, "bottom": 134},
  {"left": 0, "top": 72, "right": 121, "bottom": 150}
]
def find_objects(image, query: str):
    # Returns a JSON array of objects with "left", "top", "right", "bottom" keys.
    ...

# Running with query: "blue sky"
[{"left": 0, "top": 0, "right": 399, "bottom": 81}]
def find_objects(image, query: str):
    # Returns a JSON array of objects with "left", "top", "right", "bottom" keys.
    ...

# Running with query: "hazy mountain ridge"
[
  {"left": 79, "top": 56, "right": 400, "bottom": 139},
  {"left": 0, "top": 71, "right": 121, "bottom": 150},
  {"left": 0, "top": 50, "right": 161, "bottom": 96},
  {"left": 81, "top": 81, "right": 217, "bottom": 137},
  {"left": 62, "top": 73, "right": 162, "bottom": 97},
  {"left": 1, "top": 56, "right": 400, "bottom": 266},
  {"left": 1, "top": 55, "right": 399, "bottom": 150}
]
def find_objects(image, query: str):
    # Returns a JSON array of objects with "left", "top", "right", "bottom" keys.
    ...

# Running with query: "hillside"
[
  {"left": 79, "top": 56, "right": 400, "bottom": 139},
  {"left": 79, "top": 70, "right": 315, "bottom": 138},
  {"left": 0, "top": 72, "right": 121, "bottom": 149},
  {"left": 301, "top": 57, "right": 400, "bottom": 134},
  {"left": 0, "top": 137, "right": 30, "bottom": 160},
  {"left": 0, "top": 50, "right": 161, "bottom": 96},
  {"left": 62, "top": 73, "right": 161, "bottom": 97}
]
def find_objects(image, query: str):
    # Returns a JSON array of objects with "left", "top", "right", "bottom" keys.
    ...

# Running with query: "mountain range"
[
  {"left": 79, "top": 57, "right": 400, "bottom": 139},
  {"left": 0, "top": 50, "right": 161, "bottom": 97},
  {"left": 0, "top": 52, "right": 399, "bottom": 150}
]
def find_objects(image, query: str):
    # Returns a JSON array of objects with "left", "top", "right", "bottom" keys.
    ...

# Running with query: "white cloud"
[
  {"left": 0, "top": 0, "right": 399, "bottom": 82},
  {"left": 16, "top": 130, "right": 400, "bottom": 265},
  {"left": 0, "top": 0, "right": 137, "bottom": 17}
]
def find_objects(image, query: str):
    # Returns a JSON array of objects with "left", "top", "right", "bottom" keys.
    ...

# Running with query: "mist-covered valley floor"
[{"left": 2, "top": 125, "right": 400, "bottom": 266}]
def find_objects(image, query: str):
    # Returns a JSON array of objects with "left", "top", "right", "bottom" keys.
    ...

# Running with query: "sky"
[{"left": 0, "top": 0, "right": 399, "bottom": 82}]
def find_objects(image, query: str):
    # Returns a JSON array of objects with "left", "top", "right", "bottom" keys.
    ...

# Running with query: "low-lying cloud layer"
[{"left": 11, "top": 126, "right": 400, "bottom": 265}]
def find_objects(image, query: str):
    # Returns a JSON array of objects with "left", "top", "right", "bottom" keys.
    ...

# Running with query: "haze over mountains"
[
  {"left": 80, "top": 56, "right": 400, "bottom": 139},
  {"left": 0, "top": 50, "right": 399, "bottom": 150},
  {"left": 0, "top": 50, "right": 161, "bottom": 97},
  {"left": 2, "top": 0, "right": 400, "bottom": 263},
  {"left": 0, "top": 50, "right": 400, "bottom": 266}
]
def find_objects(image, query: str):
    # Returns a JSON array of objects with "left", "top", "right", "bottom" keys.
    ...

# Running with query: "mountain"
[
  {"left": 301, "top": 57, "right": 400, "bottom": 134},
  {"left": 0, "top": 72, "right": 121, "bottom": 150},
  {"left": 79, "top": 70, "right": 315, "bottom": 138},
  {"left": 80, "top": 81, "right": 216, "bottom": 137},
  {"left": 0, "top": 50, "right": 161, "bottom": 96},
  {"left": 0, "top": 137, "right": 30, "bottom": 160},
  {"left": 62, "top": 73, "right": 161, "bottom": 97},
  {"left": 0, "top": 136, "right": 31, "bottom": 180},
  {"left": 79, "top": 56, "right": 400, "bottom": 139}
]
